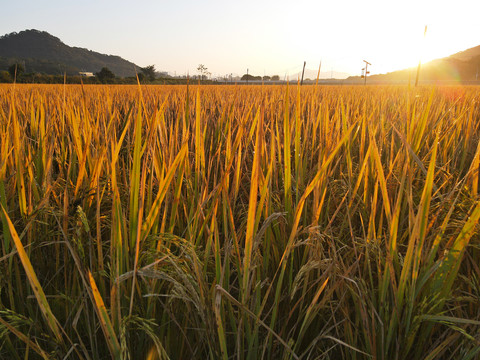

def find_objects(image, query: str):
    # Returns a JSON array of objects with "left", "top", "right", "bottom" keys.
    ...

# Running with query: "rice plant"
[{"left": 0, "top": 83, "right": 479, "bottom": 359}]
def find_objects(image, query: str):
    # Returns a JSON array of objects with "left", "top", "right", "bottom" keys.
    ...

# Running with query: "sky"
[{"left": 1, "top": 0, "right": 479, "bottom": 78}]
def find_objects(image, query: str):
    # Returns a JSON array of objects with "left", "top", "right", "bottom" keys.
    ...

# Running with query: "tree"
[
  {"left": 197, "top": 64, "right": 208, "bottom": 81},
  {"left": 0, "top": 70, "right": 11, "bottom": 83},
  {"left": 141, "top": 65, "right": 156, "bottom": 81},
  {"left": 241, "top": 74, "right": 261, "bottom": 81},
  {"left": 137, "top": 72, "right": 146, "bottom": 82},
  {"left": 8, "top": 63, "right": 24, "bottom": 80},
  {"left": 271, "top": 75, "right": 280, "bottom": 81},
  {"left": 96, "top": 67, "right": 115, "bottom": 83}
]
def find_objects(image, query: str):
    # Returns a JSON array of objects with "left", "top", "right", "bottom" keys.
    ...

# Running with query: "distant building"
[{"left": 79, "top": 72, "right": 95, "bottom": 77}]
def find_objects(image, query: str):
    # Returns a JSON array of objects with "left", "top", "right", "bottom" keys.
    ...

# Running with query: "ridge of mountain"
[
  {"left": 0, "top": 29, "right": 140, "bottom": 77},
  {"left": 347, "top": 45, "right": 480, "bottom": 83}
]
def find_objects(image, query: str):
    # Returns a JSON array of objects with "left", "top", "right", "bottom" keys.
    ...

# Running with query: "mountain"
[
  {"left": 449, "top": 45, "right": 480, "bottom": 62},
  {"left": 346, "top": 45, "right": 480, "bottom": 84},
  {"left": 288, "top": 68, "right": 350, "bottom": 81},
  {"left": 0, "top": 29, "right": 140, "bottom": 77}
]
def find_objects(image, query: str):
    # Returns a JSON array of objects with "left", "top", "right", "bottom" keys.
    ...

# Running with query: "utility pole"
[
  {"left": 415, "top": 25, "right": 428, "bottom": 87},
  {"left": 300, "top": 61, "right": 306, "bottom": 85},
  {"left": 362, "top": 60, "right": 371, "bottom": 85},
  {"left": 246, "top": 68, "right": 249, "bottom": 85}
]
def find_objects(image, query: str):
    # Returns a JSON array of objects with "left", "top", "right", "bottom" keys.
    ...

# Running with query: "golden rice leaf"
[
  {"left": 1, "top": 206, "right": 64, "bottom": 345},
  {"left": 88, "top": 271, "right": 121, "bottom": 360}
]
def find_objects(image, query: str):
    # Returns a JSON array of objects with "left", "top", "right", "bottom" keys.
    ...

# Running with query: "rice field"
[{"left": 0, "top": 83, "right": 480, "bottom": 359}]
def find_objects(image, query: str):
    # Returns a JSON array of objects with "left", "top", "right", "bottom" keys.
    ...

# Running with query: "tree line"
[
  {"left": 1, "top": 62, "right": 283, "bottom": 84},
  {"left": 0, "top": 63, "right": 177, "bottom": 84},
  {"left": 240, "top": 74, "right": 280, "bottom": 81}
]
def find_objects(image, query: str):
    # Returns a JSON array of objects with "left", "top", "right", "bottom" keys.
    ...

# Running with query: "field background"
[{"left": 1, "top": 84, "right": 480, "bottom": 359}]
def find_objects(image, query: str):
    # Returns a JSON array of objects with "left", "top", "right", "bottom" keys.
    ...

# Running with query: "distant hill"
[
  {"left": 288, "top": 68, "right": 350, "bottom": 81},
  {"left": 346, "top": 45, "right": 480, "bottom": 84},
  {"left": 0, "top": 29, "right": 140, "bottom": 77},
  {"left": 449, "top": 45, "right": 480, "bottom": 62}
]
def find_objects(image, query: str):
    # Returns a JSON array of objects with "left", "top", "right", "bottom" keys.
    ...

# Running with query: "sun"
[
  {"left": 393, "top": 27, "right": 430, "bottom": 71},
  {"left": 368, "top": 24, "right": 444, "bottom": 75}
]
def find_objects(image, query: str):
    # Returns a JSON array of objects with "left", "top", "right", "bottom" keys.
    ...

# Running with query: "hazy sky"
[{"left": 1, "top": 0, "right": 479, "bottom": 78}]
